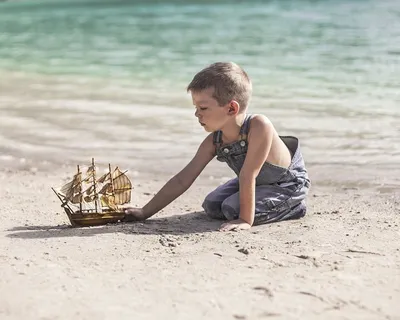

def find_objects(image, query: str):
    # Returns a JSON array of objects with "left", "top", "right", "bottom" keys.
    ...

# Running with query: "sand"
[{"left": 0, "top": 164, "right": 399, "bottom": 320}]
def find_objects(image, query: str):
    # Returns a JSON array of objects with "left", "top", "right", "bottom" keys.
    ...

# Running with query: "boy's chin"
[{"left": 202, "top": 126, "right": 213, "bottom": 132}]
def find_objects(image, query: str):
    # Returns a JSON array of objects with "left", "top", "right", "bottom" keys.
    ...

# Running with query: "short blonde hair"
[{"left": 187, "top": 62, "right": 252, "bottom": 111}]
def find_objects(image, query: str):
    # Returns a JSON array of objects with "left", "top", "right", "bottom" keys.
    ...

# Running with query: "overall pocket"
[{"left": 229, "top": 153, "right": 247, "bottom": 175}]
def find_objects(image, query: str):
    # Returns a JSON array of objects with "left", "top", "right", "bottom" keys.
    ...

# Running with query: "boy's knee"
[
  {"left": 202, "top": 186, "right": 239, "bottom": 220},
  {"left": 202, "top": 198, "right": 224, "bottom": 219},
  {"left": 221, "top": 196, "right": 240, "bottom": 220}
]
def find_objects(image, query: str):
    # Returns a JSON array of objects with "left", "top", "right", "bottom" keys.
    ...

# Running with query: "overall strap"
[
  {"left": 239, "top": 114, "right": 253, "bottom": 140},
  {"left": 213, "top": 130, "right": 222, "bottom": 147},
  {"left": 213, "top": 114, "right": 253, "bottom": 146}
]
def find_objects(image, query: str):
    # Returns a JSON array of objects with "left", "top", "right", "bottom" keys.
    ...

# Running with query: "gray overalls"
[{"left": 202, "top": 114, "right": 311, "bottom": 225}]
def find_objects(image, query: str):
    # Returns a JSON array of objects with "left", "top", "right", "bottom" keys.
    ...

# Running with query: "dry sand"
[{"left": 0, "top": 164, "right": 399, "bottom": 320}]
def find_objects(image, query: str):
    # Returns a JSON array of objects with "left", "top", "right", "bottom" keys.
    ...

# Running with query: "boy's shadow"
[{"left": 6, "top": 211, "right": 222, "bottom": 239}]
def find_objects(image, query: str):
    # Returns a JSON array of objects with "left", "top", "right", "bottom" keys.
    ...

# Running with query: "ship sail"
[
  {"left": 97, "top": 166, "right": 132, "bottom": 210},
  {"left": 59, "top": 172, "right": 83, "bottom": 204},
  {"left": 83, "top": 165, "right": 96, "bottom": 183},
  {"left": 100, "top": 194, "right": 118, "bottom": 211},
  {"left": 112, "top": 167, "right": 132, "bottom": 205},
  {"left": 98, "top": 182, "right": 112, "bottom": 195},
  {"left": 85, "top": 185, "right": 95, "bottom": 196},
  {"left": 97, "top": 172, "right": 110, "bottom": 184}
]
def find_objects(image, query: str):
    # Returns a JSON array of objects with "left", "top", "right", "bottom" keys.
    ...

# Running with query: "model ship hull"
[{"left": 63, "top": 207, "right": 125, "bottom": 227}]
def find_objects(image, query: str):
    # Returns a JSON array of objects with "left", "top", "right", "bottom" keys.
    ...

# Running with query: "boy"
[{"left": 123, "top": 62, "right": 310, "bottom": 231}]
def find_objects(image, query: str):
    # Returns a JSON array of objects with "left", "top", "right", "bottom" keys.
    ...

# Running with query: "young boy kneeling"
[{"left": 124, "top": 62, "right": 311, "bottom": 231}]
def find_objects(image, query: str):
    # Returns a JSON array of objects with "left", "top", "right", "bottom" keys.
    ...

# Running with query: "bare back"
[{"left": 249, "top": 115, "right": 292, "bottom": 169}]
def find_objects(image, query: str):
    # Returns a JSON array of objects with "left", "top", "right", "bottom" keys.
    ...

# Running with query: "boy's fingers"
[
  {"left": 124, "top": 208, "right": 138, "bottom": 215},
  {"left": 219, "top": 223, "right": 228, "bottom": 229},
  {"left": 220, "top": 224, "right": 234, "bottom": 232},
  {"left": 219, "top": 222, "right": 250, "bottom": 232}
]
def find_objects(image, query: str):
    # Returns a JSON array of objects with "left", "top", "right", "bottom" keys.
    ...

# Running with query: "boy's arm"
[
  {"left": 139, "top": 133, "right": 216, "bottom": 220},
  {"left": 238, "top": 115, "right": 274, "bottom": 226}
]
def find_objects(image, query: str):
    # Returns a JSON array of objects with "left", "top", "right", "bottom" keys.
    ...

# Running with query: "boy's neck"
[{"left": 221, "top": 113, "right": 247, "bottom": 144}]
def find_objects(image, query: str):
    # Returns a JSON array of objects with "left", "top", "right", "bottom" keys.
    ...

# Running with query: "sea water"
[{"left": 0, "top": 0, "right": 399, "bottom": 187}]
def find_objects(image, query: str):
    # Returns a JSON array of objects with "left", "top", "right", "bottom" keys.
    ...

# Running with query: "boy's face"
[{"left": 191, "top": 88, "right": 232, "bottom": 132}]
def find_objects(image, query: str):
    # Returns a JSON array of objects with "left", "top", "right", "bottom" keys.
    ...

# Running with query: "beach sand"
[{"left": 1, "top": 164, "right": 399, "bottom": 320}]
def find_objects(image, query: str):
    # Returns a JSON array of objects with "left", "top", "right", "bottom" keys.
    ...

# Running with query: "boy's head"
[{"left": 187, "top": 62, "right": 252, "bottom": 132}]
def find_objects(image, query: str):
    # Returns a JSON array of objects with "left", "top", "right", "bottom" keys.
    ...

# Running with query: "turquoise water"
[
  {"left": 1, "top": 0, "right": 399, "bottom": 103},
  {"left": 0, "top": 0, "right": 399, "bottom": 186}
]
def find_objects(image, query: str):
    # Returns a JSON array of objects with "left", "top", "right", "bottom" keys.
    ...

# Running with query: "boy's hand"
[
  {"left": 122, "top": 207, "right": 146, "bottom": 222},
  {"left": 219, "top": 219, "right": 251, "bottom": 232}
]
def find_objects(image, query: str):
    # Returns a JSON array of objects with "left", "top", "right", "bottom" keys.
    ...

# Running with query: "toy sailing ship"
[{"left": 52, "top": 158, "right": 132, "bottom": 227}]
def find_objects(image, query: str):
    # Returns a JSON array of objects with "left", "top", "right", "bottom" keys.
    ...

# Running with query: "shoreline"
[{"left": 1, "top": 69, "right": 399, "bottom": 195}]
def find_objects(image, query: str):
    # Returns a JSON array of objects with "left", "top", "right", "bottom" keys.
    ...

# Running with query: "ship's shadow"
[{"left": 6, "top": 211, "right": 223, "bottom": 239}]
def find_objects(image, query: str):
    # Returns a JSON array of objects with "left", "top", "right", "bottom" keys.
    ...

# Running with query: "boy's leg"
[
  {"left": 254, "top": 199, "right": 306, "bottom": 225},
  {"left": 220, "top": 184, "right": 308, "bottom": 224},
  {"left": 202, "top": 178, "right": 239, "bottom": 219}
]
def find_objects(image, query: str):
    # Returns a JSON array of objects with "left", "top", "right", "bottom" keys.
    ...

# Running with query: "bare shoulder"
[
  {"left": 248, "top": 114, "right": 275, "bottom": 136},
  {"left": 197, "top": 132, "right": 216, "bottom": 157},
  {"left": 250, "top": 114, "right": 272, "bottom": 126}
]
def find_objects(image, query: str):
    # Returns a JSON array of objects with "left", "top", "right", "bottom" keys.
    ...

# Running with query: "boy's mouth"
[{"left": 199, "top": 122, "right": 205, "bottom": 126}]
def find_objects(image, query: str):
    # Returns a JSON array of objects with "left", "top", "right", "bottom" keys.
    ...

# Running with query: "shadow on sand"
[{"left": 6, "top": 211, "right": 224, "bottom": 239}]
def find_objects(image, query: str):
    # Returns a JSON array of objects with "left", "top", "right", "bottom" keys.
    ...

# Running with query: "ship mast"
[
  {"left": 77, "top": 165, "right": 82, "bottom": 213},
  {"left": 108, "top": 163, "right": 115, "bottom": 196},
  {"left": 92, "top": 158, "right": 98, "bottom": 212}
]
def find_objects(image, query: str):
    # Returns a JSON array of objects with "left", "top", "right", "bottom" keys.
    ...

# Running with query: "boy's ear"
[{"left": 228, "top": 100, "right": 240, "bottom": 115}]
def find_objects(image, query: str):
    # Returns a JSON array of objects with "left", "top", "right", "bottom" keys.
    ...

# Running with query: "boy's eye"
[{"left": 200, "top": 107, "right": 208, "bottom": 111}]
